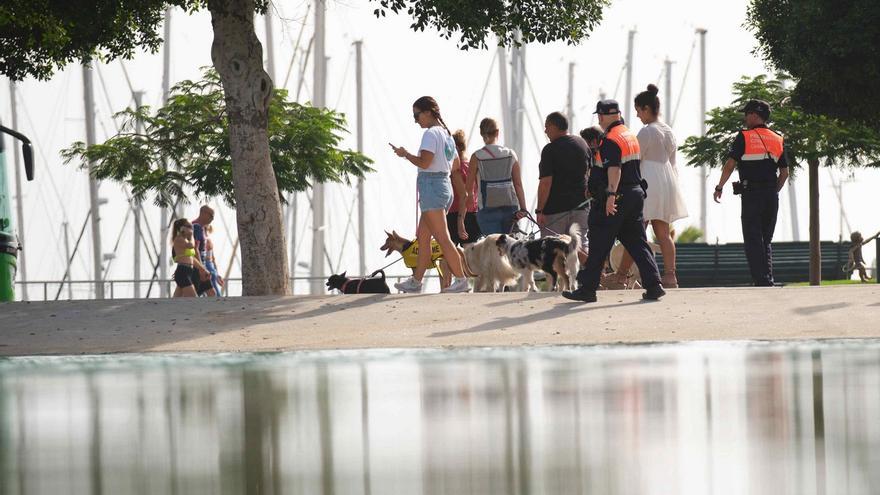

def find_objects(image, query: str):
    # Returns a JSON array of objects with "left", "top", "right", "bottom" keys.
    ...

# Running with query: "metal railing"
[{"left": 13, "top": 273, "right": 438, "bottom": 301}]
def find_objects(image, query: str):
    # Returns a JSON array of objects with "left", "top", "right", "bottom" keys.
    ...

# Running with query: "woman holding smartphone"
[{"left": 389, "top": 96, "right": 469, "bottom": 293}]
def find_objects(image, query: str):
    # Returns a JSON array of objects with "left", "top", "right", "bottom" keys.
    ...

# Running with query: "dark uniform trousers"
[
  {"left": 576, "top": 185, "right": 661, "bottom": 291},
  {"left": 741, "top": 188, "right": 778, "bottom": 286}
]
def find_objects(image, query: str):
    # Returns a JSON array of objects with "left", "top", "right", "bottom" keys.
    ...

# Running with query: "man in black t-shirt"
[{"left": 536, "top": 112, "right": 590, "bottom": 263}]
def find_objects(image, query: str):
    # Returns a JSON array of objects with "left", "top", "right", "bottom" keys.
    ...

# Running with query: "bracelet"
[
  {"left": 535, "top": 209, "right": 543, "bottom": 214},
  {"left": 606, "top": 191, "right": 618, "bottom": 197}
]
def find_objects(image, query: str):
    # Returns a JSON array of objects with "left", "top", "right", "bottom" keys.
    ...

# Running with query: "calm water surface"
[{"left": 1, "top": 341, "right": 879, "bottom": 495}]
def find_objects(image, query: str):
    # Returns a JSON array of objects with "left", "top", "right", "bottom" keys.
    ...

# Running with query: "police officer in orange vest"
[
  {"left": 713, "top": 99, "right": 790, "bottom": 286},
  {"left": 563, "top": 100, "right": 665, "bottom": 303}
]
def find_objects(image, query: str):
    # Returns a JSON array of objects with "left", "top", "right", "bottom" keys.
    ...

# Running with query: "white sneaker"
[
  {"left": 394, "top": 276, "right": 423, "bottom": 293},
  {"left": 442, "top": 277, "right": 471, "bottom": 293}
]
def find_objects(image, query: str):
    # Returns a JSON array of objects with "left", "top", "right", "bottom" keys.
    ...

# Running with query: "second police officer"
[
  {"left": 713, "top": 99, "right": 790, "bottom": 286},
  {"left": 563, "top": 100, "right": 665, "bottom": 303}
]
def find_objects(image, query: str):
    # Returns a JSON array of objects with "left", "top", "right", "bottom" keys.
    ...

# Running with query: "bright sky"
[{"left": 2, "top": 0, "right": 877, "bottom": 297}]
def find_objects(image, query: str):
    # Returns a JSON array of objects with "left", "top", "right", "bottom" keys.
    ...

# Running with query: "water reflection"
[{"left": 1, "top": 342, "right": 879, "bottom": 495}]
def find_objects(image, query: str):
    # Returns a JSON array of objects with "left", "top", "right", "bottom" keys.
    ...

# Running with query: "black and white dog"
[
  {"left": 326, "top": 270, "right": 391, "bottom": 294},
  {"left": 496, "top": 224, "right": 580, "bottom": 292}
]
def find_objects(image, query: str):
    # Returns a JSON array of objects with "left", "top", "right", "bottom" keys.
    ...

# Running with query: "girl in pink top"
[{"left": 447, "top": 129, "right": 481, "bottom": 245}]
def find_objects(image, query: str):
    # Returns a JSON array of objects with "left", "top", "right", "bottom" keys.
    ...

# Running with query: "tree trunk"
[
  {"left": 808, "top": 157, "right": 820, "bottom": 286},
  {"left": 208, "top": 0, "right": 289, "bottom": 296}
]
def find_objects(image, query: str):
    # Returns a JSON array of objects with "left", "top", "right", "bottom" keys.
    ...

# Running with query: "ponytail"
[
  {"left": 435, "top": 112, "right": 451, "bottom": 134},
  {"left": 452, "top": 129, "right": 467, "bottom": 162}
]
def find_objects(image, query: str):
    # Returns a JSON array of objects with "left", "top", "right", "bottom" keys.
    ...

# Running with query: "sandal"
[{"left": 661, "top": 270, "right": 679, "bottom": 289}]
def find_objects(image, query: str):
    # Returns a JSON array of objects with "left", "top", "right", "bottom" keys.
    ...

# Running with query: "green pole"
[
  {"left": 0, "top": 133, "right": 18, "bottom": 302},
  {"left": 0, "top": 125, "right": 34, "bottom": 302}
]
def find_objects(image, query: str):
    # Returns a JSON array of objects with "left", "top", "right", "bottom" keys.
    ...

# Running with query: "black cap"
[
  {"left": 593, "top": 99, "right": 621, "bottom": 115},
  {"left": 740, "top": 99, "right": 771, "bottom": 120}
]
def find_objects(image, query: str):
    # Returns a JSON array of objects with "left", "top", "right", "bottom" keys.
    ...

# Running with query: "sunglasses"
[{"left": 413, "top": 110, "right": 423, "bottom": 122}]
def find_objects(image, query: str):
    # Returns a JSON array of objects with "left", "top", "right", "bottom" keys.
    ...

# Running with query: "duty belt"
[{"left": 742, "top": 179, "right": 776, "bottom": 190}]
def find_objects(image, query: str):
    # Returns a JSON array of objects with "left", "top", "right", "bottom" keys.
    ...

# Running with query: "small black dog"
[{"left": 326, "top": 270, "right": 391, "bottom": 294}]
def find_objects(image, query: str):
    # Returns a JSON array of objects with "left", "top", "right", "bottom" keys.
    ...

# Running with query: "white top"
[
  {"left": 418, "top": 126, "right": 456, "bottom": 173},
  {"left": 472, "top": 143, "right": 518, "bottom": 162},
  {"left": 637, "top": 120, "right": 677, "bottom": 166}
]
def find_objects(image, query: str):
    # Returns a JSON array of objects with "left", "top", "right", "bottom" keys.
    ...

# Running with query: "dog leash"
[
  {"left": 521, "top": 211, "right": 589, "bottom": 257},
  {"left": 338, "top": 258, "right": 403, "bottom": 294},
  {"left": 522, "top": 211, "right": 563, "bottom": 237},
  {"left": 373, "top": 256, "right": 404, "bottom": 273},
  {"left": 510, "top": 218, "right": 539, "bottom": 239}
]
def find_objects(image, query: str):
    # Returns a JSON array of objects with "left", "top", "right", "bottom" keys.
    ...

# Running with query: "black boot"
[
  {"left": 642, "top": 284, "right": 666, "bottom": 301},
  {"left": 562, "top": 288, "right": 597, "bottom": 303}
]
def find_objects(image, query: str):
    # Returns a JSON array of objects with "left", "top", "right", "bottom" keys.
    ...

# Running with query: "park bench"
[{"left": 654, "top": 241, "right": 851, "bottom": 287}]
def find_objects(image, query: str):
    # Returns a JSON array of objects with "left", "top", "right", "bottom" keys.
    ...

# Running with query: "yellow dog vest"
[{"left": 401, "top": 240, "right": 444, "bottom": 274}]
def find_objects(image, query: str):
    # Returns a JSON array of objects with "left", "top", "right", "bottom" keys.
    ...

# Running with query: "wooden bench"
[{"left": 654, "top": 241, "right": 850, "bottom": 287}]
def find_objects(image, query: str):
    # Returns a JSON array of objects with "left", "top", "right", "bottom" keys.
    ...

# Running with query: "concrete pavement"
[{"left": 1, "top": 285, "right": 878, "bottom": 356}]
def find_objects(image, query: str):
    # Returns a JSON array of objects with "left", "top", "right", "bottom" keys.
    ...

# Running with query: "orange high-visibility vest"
[
  {"left": 741, "top": 127, "right": 784, "bottom": 164},
  {"left": 601, "top": 123, "right": 641, "bottom": 166}
]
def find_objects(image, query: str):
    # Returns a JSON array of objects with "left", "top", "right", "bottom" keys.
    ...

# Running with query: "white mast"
[
  {"left": 624, "top": 30, "right": 636, "bottom": 124},
  {"left": 509, "top": 35, "right": 525, "bottom": 159},
  {"left": 159, "top": 7, "right": 172, "bottom": 297},
  {"left": 8, "top": 81, "right": 28, "bottom": 300},
  {"left": 566, "top": 62, "right": 575, "bottom": 131},
  {"left": 354, "top": 40, "right": 366, "bottom": 276},
  {"left": 82, "top": 64, "right": 104, "bottom": 299},
  {"left": 697, "top": 28, "right": 708, "bottom": 238},
  {"left": 310, "top": 0, "right": 327, "bottom": 294},
  {"left": 63, "top": 222, "right": 73, "bottom": 300},
  {"left": 497, "top": 46, "right": 511, "bottom": 141},
  {"left": 778, "top": 76, "right": 800, "bottom": 241},
  {"left": 264, "top": 9, "right": 276, "bottom": 83},
  {"left": 664, "top": 58, "right": 673, "bottom": 121},
  {"left": 133, "top": 91, "right": 144, "bottom": 298}
]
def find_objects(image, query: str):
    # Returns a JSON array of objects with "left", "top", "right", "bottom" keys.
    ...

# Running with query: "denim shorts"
[
  {"left": 417, "top": 172, "right": 453, "bottom": 213},
  {"left": 476, "top": 205, "right": 518, "bottom": 235}
]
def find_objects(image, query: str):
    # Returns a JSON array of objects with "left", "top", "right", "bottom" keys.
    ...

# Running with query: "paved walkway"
[{"left": 1, "top": 285, "right": 878, "bottom": 356}]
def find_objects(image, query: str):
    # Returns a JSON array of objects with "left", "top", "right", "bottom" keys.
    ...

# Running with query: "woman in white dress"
[{"left": 607, "top": 84, "right": 688, "bottom": 288}]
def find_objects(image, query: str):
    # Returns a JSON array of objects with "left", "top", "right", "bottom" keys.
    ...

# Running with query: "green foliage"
[
  {"left": 680, "top": 75, "right": 880, "bottom": 171},
  {"left": 1, "top": 0, "right": 178, "bottom": 81},
  {"left": 61, "top": 68, "right": 373, "bottom": 208},
  {"left": 0, "top": 0, "right": 269, "bottom": 81},
  {"left": 370, "top": 0, "right": 610, "bottom": 49},
  {"left": 747, "top": 0, "right": 880, "bottom": 127},
  {"left": 675, "top": 226, "right": 704, "bottom": 244},
  {"left": 2, "top": 0, "right": 607, "bottom": 81}
]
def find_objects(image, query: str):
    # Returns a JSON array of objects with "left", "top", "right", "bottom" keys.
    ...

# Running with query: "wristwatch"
[
  {"left": 606, "top": 191, "right": 618, "bottom": 197},
  {"left": 535, "top": 209, "right": 543, "bottom": 214},
  {"left": 715, "top": 185, "right": 723, "bottom": 192}
]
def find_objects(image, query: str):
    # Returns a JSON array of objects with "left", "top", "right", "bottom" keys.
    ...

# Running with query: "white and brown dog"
[
  {"left": 606, "top": 242, "right": 662, "bottom": 289},
  {"left": 604, "top": 228, "right": 674, "bottom": 289},
  {"left": 495, "top": 224, "right": 581, "bottom": 292},
  {"left": 462, "top": 234, "right": 519, "bottom": 292}
]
